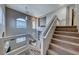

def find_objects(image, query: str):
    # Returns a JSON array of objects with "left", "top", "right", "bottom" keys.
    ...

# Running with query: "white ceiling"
[{"left": 6, "top": 4, "right": 65, "bottom": 17}]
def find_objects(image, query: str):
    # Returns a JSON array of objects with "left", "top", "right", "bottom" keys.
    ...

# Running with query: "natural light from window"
[
  {"left": 16, "top": 18, "right": 26, "bottom": 28},
  {"left": 16, "top": 37, "right": 26, "bottom": 43},
  {"left": 32, "top": 20, "right": 35, "bottom": 29}
]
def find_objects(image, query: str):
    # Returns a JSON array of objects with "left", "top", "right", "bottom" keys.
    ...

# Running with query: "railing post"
[{"left": 40, "top": 37, "right": 43, "bottom": 55}]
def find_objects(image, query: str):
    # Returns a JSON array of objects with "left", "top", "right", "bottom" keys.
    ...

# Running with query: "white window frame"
[
  {"left": 16, "top": 18, "right": 26, "bottom": 28},
  {"left": 16, "top": 37, "right": 26, "bottom": 43}
]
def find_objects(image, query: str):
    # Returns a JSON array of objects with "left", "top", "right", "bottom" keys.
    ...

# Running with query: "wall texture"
[
  {"left": 46, "top": 7, "right": 67, "bottom": 26},
  {"left": 5, "top": 7, "right": 32, "bottom": 36},
  {"left": 5, "top": 7, "right": 34, "bottom": 52},
  {"left": 75, "top": 5, "right": 79, "bottom": 32}
]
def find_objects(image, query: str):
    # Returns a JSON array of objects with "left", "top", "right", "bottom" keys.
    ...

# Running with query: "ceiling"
[{"left": 6, "top": 4, "right": 65, "bottom": 17}]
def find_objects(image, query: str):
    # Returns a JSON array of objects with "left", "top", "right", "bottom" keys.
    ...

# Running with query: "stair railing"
[
  {"left": 0, "top": 15, "right": 58, "bottom": 55},
  {"left": 0, "top": 33, "right": 41, "bottom": 55},
  {"left": 0, "top": 34, "right": 29, "bottom": 55},
  {"left": 40, "top": 15, "right": 58, "bottom": 55}
]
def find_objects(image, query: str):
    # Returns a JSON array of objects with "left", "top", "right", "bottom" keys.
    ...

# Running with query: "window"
[
  {"left": 16, "top": 37, "right": 26, "bottom": 43},
  {"left": 16, "top": 18, "right": 26, "bottom": 28}
]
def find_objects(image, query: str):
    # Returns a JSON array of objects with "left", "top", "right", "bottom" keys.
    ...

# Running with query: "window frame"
[
  {"left": 16, "top": 18, "right": 27, "bottom": 28},
  {"left": 16, "top": 37, "right": 26, "bottom": 43}
]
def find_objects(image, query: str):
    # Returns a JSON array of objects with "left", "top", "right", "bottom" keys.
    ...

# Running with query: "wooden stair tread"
[
  {"left": 55, "top": 31, "right": 78, "bottom": 34},
  {"left": 53, "top": 34, "right": 79, "bottom": 44},
  {"left": 55, "top": 29, "right": 78, "bottom": 32},
  {"left": 55, "top": 26, "right": 78, "bottom": 32},
  {"left": 47, "top": 26, "right": 79, "bottom": 55},
  {"left": 56, "top": 26, "right": 77, "bottom": 28},
  {"left": 51, "top": 38, "right": 79, "bottom": 52},
  {"left": 53, "top": 34, "right": 79, "bottom": 40},
  {"left": 54, "top": 31, "right": 79, "bottom": 37},
  {"left": 47, "top": 49, "right": 59, "bottom": 55},
  {"left": 50, "top": 43, "right": 79, "bottom": 55},
  {"left": 52, "top": 38, "right": 79, "bottom": 46}
]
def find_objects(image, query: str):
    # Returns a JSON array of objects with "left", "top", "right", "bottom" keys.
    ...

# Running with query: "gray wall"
[
  {"left": 5, "top": 8, "right": 28, "bottom": 36},
  {"left": 39, "top": 17, "right": 46, "bottom": 27},
  {"left": 46, "top": 7, "right": 67, "bottom": 26},
  {"left": 5, "top": 7, "right": 33, "bottom": 52},
  {"left": 75, "top": 5, "right": 79, "bottom": 32}
]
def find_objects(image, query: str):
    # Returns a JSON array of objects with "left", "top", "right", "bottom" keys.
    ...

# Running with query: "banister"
[
  {"left": 41, "top": 15, "right": 58, "bottom": 55},
  {"left": 0, "top": 34, "right": 26, "bottom": 41},
  {"left": 0, "top": 33, "right": 37, "bottom": 55},
  {"left": 44, "top": 17, "right": 57, "bottom": 39},
  {"left": 42, "top": 15, "right": 57, "bottom": 38},
  {"left": 0, "top": 34, "right": 26, "bottom": 39},
  {"left": 0, "top": 34, "right": 34, "bottom": 41}
]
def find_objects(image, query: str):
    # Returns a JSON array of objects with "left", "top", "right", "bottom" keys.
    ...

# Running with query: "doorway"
[
  {"left": 72, "top": 9, "right": 75, "bottom": 26},
  {"left": 71, "top": 8, "right": 77, "bottom": 26}
]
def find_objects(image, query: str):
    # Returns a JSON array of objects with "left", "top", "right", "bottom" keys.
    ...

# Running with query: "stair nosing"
[
  {"left": 50, "top": 43, "right": 79, "bottom": 55},
  {"left": 53, "top": 34, "right": 79, "bottom": 40},
  {"left": 52, "top": 38, "right": 79, "bottom": 46}
]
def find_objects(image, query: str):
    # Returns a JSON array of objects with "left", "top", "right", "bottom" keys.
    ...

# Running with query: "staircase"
[{"left": 47, "top": 26, "right": 79, "bottom": 55}]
